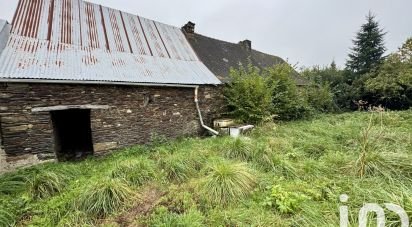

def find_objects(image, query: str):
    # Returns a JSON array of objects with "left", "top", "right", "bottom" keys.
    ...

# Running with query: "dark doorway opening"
[{"left": 51, "top": 109, "right": 94, "bottom": 161}]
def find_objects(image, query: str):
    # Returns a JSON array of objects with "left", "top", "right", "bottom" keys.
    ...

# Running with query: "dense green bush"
[
  {"left": 225, "top": 62, "right": 313, "bottom": 123},
  {"left": 266, "top": 63, "right": 313, "bottom": 120},
  {"left": 303, "top": 83, "right": 336, "bottom": 112},
  {"left": 301, "top": 64, "right": 355, "bottom": 111},
  {"left": 224, "top": 63, "right": 274, "bottom": 124},
  {"left": 364, "top": 38, "right": 412, "bottom": 109}
]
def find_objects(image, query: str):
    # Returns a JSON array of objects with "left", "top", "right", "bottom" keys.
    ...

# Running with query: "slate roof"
[
  {"left": 0, "top": 0, "right": 220, "bottom": 86},
  {"left": 186, "top": 32, "right": 308, "bottom": 85}
]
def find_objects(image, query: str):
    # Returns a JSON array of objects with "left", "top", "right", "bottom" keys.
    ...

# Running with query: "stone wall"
[{"left": 0, "top": 83, "right": 226, "bottom": 172}]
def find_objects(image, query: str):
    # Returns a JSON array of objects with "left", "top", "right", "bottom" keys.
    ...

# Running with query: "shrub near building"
[
  {"left": 225, "top": 63, "right": 312, "bottom": 123},
  {"left": 224, "top": 64, "right": 273, "bottom": 124}
]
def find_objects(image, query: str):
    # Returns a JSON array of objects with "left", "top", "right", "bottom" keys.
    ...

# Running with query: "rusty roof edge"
[{"left": 0, "top": 78, "right": 221, "bottom": 87}]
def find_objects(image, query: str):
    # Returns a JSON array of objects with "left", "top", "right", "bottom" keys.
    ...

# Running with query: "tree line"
[
  {"left": 225, "top": 12, "right": 412, "bottom": 123},
  {"left": 302, "top": 12, "right": 412, "bottom": 111}
]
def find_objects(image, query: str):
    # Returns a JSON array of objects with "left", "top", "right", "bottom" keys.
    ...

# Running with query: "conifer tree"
[{"left": 346, "top": 12, "right": 386, "bottom": 76}]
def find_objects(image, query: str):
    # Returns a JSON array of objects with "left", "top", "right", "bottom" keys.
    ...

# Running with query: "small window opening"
[{"left": 51, "top": 109, "right": 94, "bottom": 161}]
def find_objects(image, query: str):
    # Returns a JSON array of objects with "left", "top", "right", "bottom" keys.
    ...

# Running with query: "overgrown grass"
[
  {"left": 75, "top": 178, "right": 135, "bottom": 218},
  {"left": 57, "top": 211, "right": 94, "bottom": 227},
  {"left": 146, "top": 207, "right": 205, "bottom": 227},
  {"left": 0, "top": 110, "right": 411, "bottom": 226},
  {"left": 110, "top": 157, "right": 157, "bottom": 186},
  {"left": 223, "top": 137, "right": 254, "bottom": 161},
  {"left": 156, "top": 146, "right": 207, "bottom": 182},
  {"left": 198, "top": 160, "right": 257, "bottom": 206},
  {"left": 0, "top": 201, "right": 16, "bottom": 227},
  {"left": 28, "top": 171, "right": 70, "bottom": 200},
  {"left": 0, "top": 174, "right": 26, "bottom": 195}
]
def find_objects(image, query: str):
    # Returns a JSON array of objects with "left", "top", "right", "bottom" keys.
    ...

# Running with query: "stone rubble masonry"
[{"left": 0, "top": 83, "right": 226, "bottom": 173}]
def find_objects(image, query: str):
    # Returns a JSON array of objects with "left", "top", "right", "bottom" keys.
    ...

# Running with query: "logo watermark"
[{"left": 339, "top": 194, "right": 409, "bottom": 227}]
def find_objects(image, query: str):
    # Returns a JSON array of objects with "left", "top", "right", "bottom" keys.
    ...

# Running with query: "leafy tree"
[
  {"left": 301, "top": 63, "right": 344, "bottom": 87},
  {"left": 266, "top": 64, "right": 312, "bottom": 120},
  {"left": 398, "top": 38, "right": 412, "bottom": 62},
  {"left": 225, "top": 63, "right": 312, "bottom": 123},
  {"left": 303, "top": 83, "right": 335, "bottom": 113},
  {"left": 224, "top": 64, "right": 273, "bottom": 124},
  {"left": 346, "top": 12, "right": 386, "bottom": 76},
  {"left": 301, "top": 63, "right": 351, "bottom": 111},
  {"left": 365, "top": 38, "right": 412, "bottom": 109}
]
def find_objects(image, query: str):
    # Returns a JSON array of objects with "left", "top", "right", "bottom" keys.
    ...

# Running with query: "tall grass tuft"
[
  {"left": 0, "top": 206, "right": 15, "bottom": 227},
  {"left": 158, "top": 152, "right": 199, "bottom": 182},
  {"left": 198, "top": 160, "right": 257, "bottom": 206},
  {"left": 146, "top": 206, "right": 204, "bottom": 227},
  {"left": 57, "top": 211, "right": 93, "bottom": 227},
  {"left": 223, "top": 137, "right": 254, "bottom": 161},
  {"left": 353, "top": 112, "right": 412, "bottom": 179},
  {"left": 250, "top": 144, "right": 280, "bottom": 172},
  {"left": 0, "top": 198, "right": 24, "bottom": 227},
  {"left": 353, "top": 152, "right": 412, "bottom": 179},
  {"left": 28, "top": 171, "right": 69, "bottom": 200},
  {"left": 0, "top": 174, "right": 27, "bottom": 195},
  {"left": 75, "top": 178, "right": 134, "bottom": 218},
  {"left": 110, "top": 157, "right": 157, "bottom": 186}
]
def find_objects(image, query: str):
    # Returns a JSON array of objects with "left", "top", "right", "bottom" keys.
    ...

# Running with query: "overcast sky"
[{"left": 1, "top": 0, "right": 411, "bottom": 68}]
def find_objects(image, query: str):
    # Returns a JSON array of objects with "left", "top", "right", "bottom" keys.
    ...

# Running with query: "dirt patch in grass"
[{"left": 114, "top": 186, "right": 166, "bottom": 227}]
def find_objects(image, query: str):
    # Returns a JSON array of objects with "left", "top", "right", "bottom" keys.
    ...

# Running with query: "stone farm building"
[{"left": 0, "top": 0, "right": 290, "bottom": 172}]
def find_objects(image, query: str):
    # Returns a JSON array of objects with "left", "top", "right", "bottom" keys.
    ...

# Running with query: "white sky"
[{"left": 1, "top": 0, "right": 411, "bottom": 68}]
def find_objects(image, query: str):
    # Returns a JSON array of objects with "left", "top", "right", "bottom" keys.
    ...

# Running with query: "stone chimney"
[
  {"left": 182, "top": 21, "right": 195, "bottom": 34},
  {"left": 239, "top": 39, "right": 252, "bottom": 51}
]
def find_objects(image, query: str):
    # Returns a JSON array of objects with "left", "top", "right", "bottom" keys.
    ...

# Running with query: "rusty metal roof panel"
[
  {"left": 12, "top": 0, "right": 51, "bottom": 40},
  {"left": 155, "top": 21, "right": 198, "bottom": 61},
  {"left": 121, "top": 12, "right": 151, "bottom": 55},
  {"left": 101, "top": 7, "right": 130, "bottom": 53},
  {"left": 0, "top": 34, "right": 221, "bottom": 85},
  {"left": 51, "top": 0, "right": 82, "bottom": 46},
  {"left": 0, "top": 0, "right": 221, "bottom": 85},
  {"left": 138, "top": 16, "right": 169, "bottom": 58},
  {"left": 79, "top": 1, "right": 107, "bottom": 49}
]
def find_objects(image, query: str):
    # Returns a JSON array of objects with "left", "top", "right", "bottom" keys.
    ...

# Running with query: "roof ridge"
[{"left": 190, "top": 32, "right": 283, "bottom": 60}]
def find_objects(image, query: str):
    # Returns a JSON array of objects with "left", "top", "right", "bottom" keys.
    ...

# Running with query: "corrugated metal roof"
[{"left": 0, "top": 0, "right": 221, "bottom": 85}]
